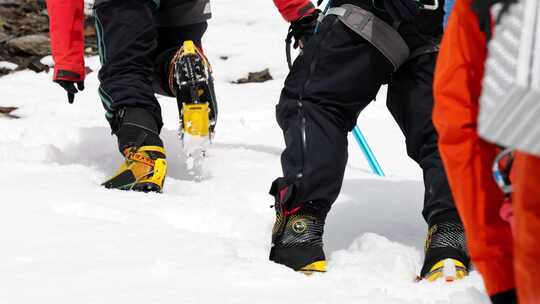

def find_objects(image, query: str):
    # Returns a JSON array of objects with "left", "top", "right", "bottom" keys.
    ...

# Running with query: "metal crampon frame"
[{"left": 172, "top": 40, "right": 218, "bottom": 180}]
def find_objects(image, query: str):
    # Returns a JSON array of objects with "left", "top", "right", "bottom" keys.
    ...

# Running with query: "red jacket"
[
  {"left": 433, "top": 0, "right": 515, "bottom": 296},
  {"left": 46, "top": 0, "right": 85, "bottom": 82},
  {"left": 273, "top": 0, "right": 315, "bottom": 21}
]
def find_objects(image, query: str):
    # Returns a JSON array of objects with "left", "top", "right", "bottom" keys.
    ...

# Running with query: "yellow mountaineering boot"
[
  {"left": 420, "top": 219, "right": 470, "bottom": 282},
  {"left": 102, "top": 145, "right": 167, "bottom": 193},
  {"left": 423, "top": 258, "right": 468, "bottom": 282},
  {"left": 299, "top": 260, "right": 327, "bottom": 275}
]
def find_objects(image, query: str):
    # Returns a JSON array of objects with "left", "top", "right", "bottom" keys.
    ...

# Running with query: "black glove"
[
  {"left": 383, "top": 0, "right": 420, "bottom": 23},
  {"left": 471, "top": 0, "right": 517, "bottom": 40},
  {"left": 288, "top": 10, "right": 321, "bottom": 50},
  {"left": 55, "top": 80, "right": 85, "bottom": 104}
]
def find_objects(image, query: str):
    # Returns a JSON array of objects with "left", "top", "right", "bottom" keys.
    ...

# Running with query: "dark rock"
[
  {"left": 84, "top": 36, "right": 99, "bottom": 55},
  {"left": 0, "top": 67, "right": 10, "bottom": 76},
  {"left": 0, "top": 106, "right": 20, "bottom": 119},
  {"left": 0, "top": 32, "right": 10, "bottom": 43},
  {"left": 84, "top": 15, "right": 96, "bottom": 37},
  {"left": 0, "top": 0, "right": 20, "bottom": 7},
  {"left": 0, "top": 106, "right": 17, "bottom": 113},
  {"left": 84, "top": 25, "right": 96, "bottom": 37},
  {"left": 10, "top": 14, "right": 49, "bottom": 36},
  {"left": 27, "top": 59, "right": 48, "bottom": 73},
  {"left": 22, "top": 3, "right": 34, "bottom": 13},
  {"left": 6, "top": 34, "right": 50, "bottom": 56},
  {"left": 0, "top": 1, "right": 96, "bottom": 77},
  {"left": 233, "top": 68, "right": 273, "bottom": 84}
]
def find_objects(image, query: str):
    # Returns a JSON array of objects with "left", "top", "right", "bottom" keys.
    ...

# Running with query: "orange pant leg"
[
  {"left": 513, "top": 152, "right": 540, "bottom": 303},
  {"left": 433, "top": 0, "right": 515, "bottom": 295}
]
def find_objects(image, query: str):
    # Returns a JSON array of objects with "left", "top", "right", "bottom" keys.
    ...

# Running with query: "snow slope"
[{"left": 0, "top": 0, "right": 489, "bottom": 303}]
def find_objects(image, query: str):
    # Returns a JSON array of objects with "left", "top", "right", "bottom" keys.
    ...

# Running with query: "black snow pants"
[
  {"left": 93, "top": 0, "right": 210, "bottom": 133},
  {"left": 272, "top": 13, "right": 457, "bottom": 225}
]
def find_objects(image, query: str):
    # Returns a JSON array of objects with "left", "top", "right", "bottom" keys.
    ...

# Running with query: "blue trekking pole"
[
  {"left": 443, "top": 0, "right": 455, "bottom": 27},
  {"left": 352, "top": 126, "right": 385, "bottom": 176}
]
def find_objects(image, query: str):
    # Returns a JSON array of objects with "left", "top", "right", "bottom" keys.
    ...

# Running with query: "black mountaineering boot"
[
  {"left": 269, "top": 179, "right": 327, "bottom": 274},
  {"left": 420, "top": 213, "right": 470, "bottom": 282}
]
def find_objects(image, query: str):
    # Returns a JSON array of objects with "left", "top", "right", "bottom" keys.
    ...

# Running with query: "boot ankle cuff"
[
  {"left": 117, "top": 126, "right": 163, "bottom": 153},
  {"left": 429, "top": 210, "right": 462, "bottom": 226},
  {"left": 116, "top": 107, "right": 163, "bottom": 152}
]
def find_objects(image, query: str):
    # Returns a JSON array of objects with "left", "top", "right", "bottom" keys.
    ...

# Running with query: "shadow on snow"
[
  {"left": 325, "top": 178, "right": 426, "bottom": 254},
  {"left": 46, "top": 127, "right": 282, "bottom": 182}
]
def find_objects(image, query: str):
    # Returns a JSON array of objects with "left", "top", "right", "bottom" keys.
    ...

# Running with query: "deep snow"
[{"left": 0, "top": 0, "right": 489, "bottom": 303}]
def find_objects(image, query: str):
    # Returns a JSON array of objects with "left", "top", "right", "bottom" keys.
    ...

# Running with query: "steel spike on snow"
[{"left": 352, "top": 126, "right": 385, "bottom": 176}]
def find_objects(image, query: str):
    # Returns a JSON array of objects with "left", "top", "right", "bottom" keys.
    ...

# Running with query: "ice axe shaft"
[{"left": 352, "top": 126, "right": 385, "bottom": 176}]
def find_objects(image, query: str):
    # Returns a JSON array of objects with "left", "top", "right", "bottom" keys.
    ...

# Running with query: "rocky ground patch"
[{"left": 0, "top": 0, "right": 97, "bottom": 77}]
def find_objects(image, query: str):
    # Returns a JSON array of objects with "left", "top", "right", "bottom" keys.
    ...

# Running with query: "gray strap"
[
  {"left": 409, "top": 44, "right": 440, "bottom": 61},
  {"left": 327, "top": 4, "right": 410, "bottom": 71},
  {"left": 327, "top": 7, "right": 347, "bottom": 17},
  {"left": 317, "top": 10, "right": 326, "bottom": 23}
]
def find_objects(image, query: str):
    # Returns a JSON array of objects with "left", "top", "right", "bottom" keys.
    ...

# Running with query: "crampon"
[{"left": 170, "top": 40, "right": 218, "bottom": 181}]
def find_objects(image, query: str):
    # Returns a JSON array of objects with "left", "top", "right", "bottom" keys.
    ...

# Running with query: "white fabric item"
[{"left": 478, "top": 0, "right": 540, "bottom": 157}]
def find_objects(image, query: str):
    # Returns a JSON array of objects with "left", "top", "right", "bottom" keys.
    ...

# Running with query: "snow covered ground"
[{"left": 0, "top": 0, "right": 489, "bottom": 303}]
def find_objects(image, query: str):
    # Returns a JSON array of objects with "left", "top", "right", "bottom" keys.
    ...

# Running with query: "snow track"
[{"left": 0, "top": 0, "right": 488, "bottom": 303}]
